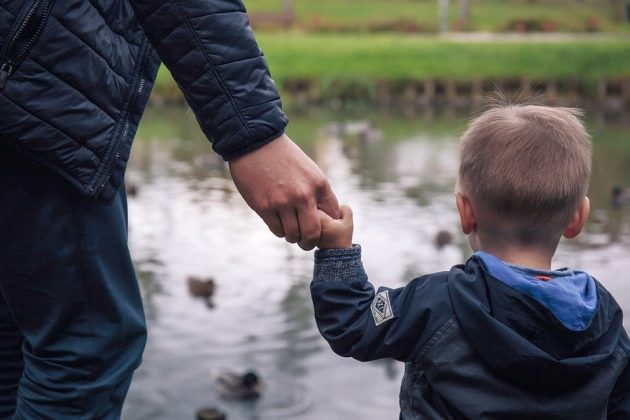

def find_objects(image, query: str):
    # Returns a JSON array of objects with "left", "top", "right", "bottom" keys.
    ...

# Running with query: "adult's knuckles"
[
  {"left": 271, "top": 190, "right": 310, "bottom": 209},
  {"left": 255, "top": 202, "right": 274, "bottom": 214},
  {"left": 290, "top": 187, "right": 312, "bottom": 204},
  {"left": 269, "top": 196, "right": 291, "bottom": 210},
  {"left": 311, "top": 176, "right": 330, "bottom": 192}
]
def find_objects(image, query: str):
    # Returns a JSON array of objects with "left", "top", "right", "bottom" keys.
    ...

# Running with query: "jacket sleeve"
[
  {"left": 608, "top": 351, "right": 630, "bottom": 419},
  {"left": 310, "top": 245, "right": 454, "bottom": 363},
  {"left": 129, "top": 0, "right": 288, "bottom": 161}
]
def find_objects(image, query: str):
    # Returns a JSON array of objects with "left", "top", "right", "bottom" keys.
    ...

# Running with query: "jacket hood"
[{"left": 448, "top": 254, "right": 627, "bottom": 394}]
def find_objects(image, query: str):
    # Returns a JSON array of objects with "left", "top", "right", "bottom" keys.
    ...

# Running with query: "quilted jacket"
[{"left": 0, "top": 0, "right": 287, "bottom": 201}]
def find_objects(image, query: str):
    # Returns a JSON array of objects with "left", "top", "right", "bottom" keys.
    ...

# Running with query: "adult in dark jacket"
[{"left": 0, "top": 1, "right": 338, "bottom": 418}]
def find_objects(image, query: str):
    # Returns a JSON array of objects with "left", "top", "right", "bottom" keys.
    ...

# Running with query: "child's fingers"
[
  {"left": 319, "top": 205, "right": 352, "bottom": 231},
  {"left": 340, "top": 205, "right": 353, "bottom": 223},
  {"left": 317, "top": 208, "right": 334, "bottom": 223},
  {"left": 317, "top": 204, "right": 353, "bottom": 249}
]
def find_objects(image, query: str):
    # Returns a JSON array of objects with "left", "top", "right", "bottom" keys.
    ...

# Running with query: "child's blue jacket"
[{"left": 311, "top": 245, "right": 630, "bottom": 419}]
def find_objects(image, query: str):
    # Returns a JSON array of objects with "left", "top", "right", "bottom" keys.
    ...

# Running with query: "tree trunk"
[
  {"left": 609, "top": 0, "right": 625, "bottom": 21},
  {"left": 438, "top": 0, "right": 450, "bottom": 33},
  {"left": 283, "top": 0, "right": 294, "bottom": 13},
  {"left": 459, "top": 0, "right": 470, "bottom": 24}
]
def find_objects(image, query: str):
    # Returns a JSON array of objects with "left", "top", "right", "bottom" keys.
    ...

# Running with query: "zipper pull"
[{"left": 0, "top": 63, "right": 13, "bottom": 92}]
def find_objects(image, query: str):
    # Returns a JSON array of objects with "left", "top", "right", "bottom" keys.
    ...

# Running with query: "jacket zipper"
[
  {"left": 0, "top": 0, "right": 54, "bottom": 92},
  {"left": 96, "top": 77, "right": 146, "bottom": 196}
]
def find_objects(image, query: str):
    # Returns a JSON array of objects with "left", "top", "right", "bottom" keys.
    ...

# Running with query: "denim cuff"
[{"left": 313, "top": 244, "right": 367, "bottom": 284}]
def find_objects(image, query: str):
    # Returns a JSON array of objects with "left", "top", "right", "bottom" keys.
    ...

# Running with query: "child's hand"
[{"left": 317, "top": 205, "right": 354, "bottom": 249}]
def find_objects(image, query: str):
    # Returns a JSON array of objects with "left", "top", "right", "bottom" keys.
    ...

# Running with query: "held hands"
[
  {"left": 228, "top": 134, "right": 340, "bottom": 250},
  {"left": 317, "top": 205, "right": 353, "bottom": 249}
]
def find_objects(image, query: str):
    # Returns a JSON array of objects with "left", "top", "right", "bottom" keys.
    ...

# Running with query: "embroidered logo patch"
[{"left": 371, "top": 290, "right": 394, "bottom": 326}]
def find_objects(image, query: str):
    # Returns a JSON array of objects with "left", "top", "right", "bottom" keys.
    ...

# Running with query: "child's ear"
[
  {"left": 455, "top": 192, "right": 477, "bottom": 235},
  {"left": 563, "top": 197, "right": 590, "bottom": 239}
]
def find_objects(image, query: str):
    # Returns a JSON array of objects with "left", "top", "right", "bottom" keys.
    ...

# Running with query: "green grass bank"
[
  {"left": 244, "top": 0, "right": 630, "bottom": 33},
  {"left": 152, "top": 34, "right": 630, "bottom": 103}
]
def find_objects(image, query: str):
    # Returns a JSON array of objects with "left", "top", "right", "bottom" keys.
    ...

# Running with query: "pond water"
[{"left": 121, "top": 106, "right": 630, "bottom": 420}]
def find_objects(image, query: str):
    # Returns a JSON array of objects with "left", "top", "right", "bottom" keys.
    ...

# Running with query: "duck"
[
  {"left": 326, "top": 120, "right": 383, "bottom": 143},
  {"left": 187, "top": 276, "right": 216, "bottom": 299},
  {"left": 196, "top": 407, "right": 226, "bottom": 420},
  {"left": 125, "top": 183, "right": 139, "bottom": 197},
  {"left": 213, "top": 369, "right": 263, "bottom": 400},
  {"left": 357, "top": 123, "right": 383, "bottom": 144},
  {"left": 434, "top": 230, "right": 454, "bottom": 249},
  {"left": 611, "top": 186, "right": 630, "bottom": 208}
]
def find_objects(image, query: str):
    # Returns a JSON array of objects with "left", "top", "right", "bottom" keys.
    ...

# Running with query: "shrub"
[{"left": 585, "top": 16, "right": 602, "bottom": 32}]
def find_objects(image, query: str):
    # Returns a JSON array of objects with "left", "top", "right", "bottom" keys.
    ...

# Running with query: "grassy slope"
[
  {"left": 154, "top": 0, "right": 630, "bottom": 95},
  {"left": 153, "top": 34, "right": 630, "bottom": 96},
  {"left": 244, "top": 0, "right": 630, "bottom": 32},
  {"left": 254, "top": 34, "right": 630, "bottom": 82}
]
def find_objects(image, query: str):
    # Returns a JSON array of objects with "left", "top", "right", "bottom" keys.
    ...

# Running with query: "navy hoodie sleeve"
[
  {"left": 129, "top": 0, "right": 288, "bottom": 161},
  {"left": 310, "top": 245, "right": 454, "bottom": 363}
]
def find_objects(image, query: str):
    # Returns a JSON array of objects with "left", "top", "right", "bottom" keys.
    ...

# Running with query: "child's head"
[{"left": 456, "top": 101, "right": 592, "bottom": 253}]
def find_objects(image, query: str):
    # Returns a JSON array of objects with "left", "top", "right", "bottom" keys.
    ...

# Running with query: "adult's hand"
[{"left": 228, "top": 134, "right": 340, "bottom": 250}]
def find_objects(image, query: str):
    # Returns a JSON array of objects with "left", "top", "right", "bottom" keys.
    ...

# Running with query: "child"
[{"left": 311, "top": 103, "right": 630, "bottom": 419}]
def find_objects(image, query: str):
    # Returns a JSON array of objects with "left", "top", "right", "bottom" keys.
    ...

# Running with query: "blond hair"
[{"left": 458, "top": 103, "right": 591, "bottom": 246}]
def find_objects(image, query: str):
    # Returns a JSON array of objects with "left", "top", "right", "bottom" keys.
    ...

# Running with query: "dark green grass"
[
  {"left": 154, "top": 33, "right": 630, "bottom": 97},
  {"left": 244, "top": 0, "right": 630, "bottom": 33}
]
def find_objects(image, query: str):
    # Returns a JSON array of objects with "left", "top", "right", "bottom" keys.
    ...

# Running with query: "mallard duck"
[
  {"left": 213, "top": 369, "right": 263, "bottom": 400},
  {"left": 187, "top": 276, "right": 216, "bottom": 299},
  {"left": 196, "top": 407, "right": 226, "bottom": 420}
]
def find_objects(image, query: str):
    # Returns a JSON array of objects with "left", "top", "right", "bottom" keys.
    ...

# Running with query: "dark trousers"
[{"left": 0, "top": 144, "right": 146, "bottom": 419}]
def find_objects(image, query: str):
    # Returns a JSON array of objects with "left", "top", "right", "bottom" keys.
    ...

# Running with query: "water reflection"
[{"left": 122, "top": 106, "right": 630, "bottom": 420}]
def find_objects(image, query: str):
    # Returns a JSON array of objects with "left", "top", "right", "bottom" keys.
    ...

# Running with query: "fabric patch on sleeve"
[{"left": 371, "top": 290, "right": 394, "bottom": 326}]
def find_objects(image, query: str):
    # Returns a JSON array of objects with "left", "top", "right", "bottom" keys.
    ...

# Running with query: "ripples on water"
[{"left": 122, "top": 108, "right": 630, "bottom": 420}]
